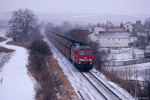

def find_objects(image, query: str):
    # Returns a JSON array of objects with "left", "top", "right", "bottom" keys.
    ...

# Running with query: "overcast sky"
[{"left": 0, "top": 0, "right": 150, "bottom": 15}]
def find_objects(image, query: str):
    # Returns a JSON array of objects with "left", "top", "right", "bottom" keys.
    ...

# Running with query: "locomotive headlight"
[
  {"left": 79, "top": 59, "right": 84, "bottom": 61},
  {"left": 79, "top": 62, "right": 81, "bottom": 64},
  {"left": 89, "top": 59, "right": 92, "bottom": 61},
  {"left": 90, "top": 62, "right": 92, "bottom": 64}
]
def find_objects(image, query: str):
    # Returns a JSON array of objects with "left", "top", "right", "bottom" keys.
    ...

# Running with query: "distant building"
[
  {"left": 133, "top": 20, "right": 145, "bottom": 36},
  {"left": 106, "top": 21, "right": 114, "bottom": 28},
  {"left": 80, "top": 26, "right": 93, "bottom": 33},
  {"left": 123, "top": 22, "right": 133, "bottom": 33},
  {"left": 93, "top": 27, "right": 105, "bottom": 36},
  {"left": 145, "top": 29, "right": 150, "bottom": 37},
  {"left": 98, "top": 32, "right": 130, "bottom": 48},
  {"left": 92, "top": 26, "right": 126, "bottom": 35},
  {"left": 137, "top": 32, "right": 147, "bottom": 49},
  {"left": 92, "top": 22, "right": 130, "bottom": 48}
]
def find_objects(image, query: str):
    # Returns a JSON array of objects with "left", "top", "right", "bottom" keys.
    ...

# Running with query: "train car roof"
[
  {"left": 55, "top": 33, "right": 86, "bottom": 45},
  {"left": 51, "top": 32, "right": 91, "bottom": 50}
]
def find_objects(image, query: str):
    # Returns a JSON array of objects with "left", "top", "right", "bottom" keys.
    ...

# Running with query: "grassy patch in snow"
[
  {"left": 0, "top": 46, "right": 14, "bottom": 52},
  {"left": 0, "top": 37, "right": 7, "bottom": 42}
]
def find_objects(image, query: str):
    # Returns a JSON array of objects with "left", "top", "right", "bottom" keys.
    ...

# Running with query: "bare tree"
[
  {"left": 7, "top": 9, "right": 39, "bottom": 41},
  {"left": 89, "top": 42, "right": 110, "bottom": 70},
  {"left": 60, "top": 21, "right": 72, "bottom": 35},
  {"left": 67, "top": 28, "right": 90, "bottom": 43},
  {"left": 143, "top": 69, "right": 150, "bottom": 99}
]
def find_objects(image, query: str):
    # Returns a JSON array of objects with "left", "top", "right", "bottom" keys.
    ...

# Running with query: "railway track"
[
  {"left": 44, "top": 36, "right": 108, "bottom": 100},
  {"left": 81, "top": 72, "right": 122, "bottom": 100},
  {"left": 44, "top": 33, "right": 129, "bottom": 100},
  {"left": 90, "top": 70, "right": 130, "bottom": 100}
]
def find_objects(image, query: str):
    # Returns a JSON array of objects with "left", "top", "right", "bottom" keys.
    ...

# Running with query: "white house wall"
[{"left": 99, "top": 37, "right": 130, "bottom": 47}]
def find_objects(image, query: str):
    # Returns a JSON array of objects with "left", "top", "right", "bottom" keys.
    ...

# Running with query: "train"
[{"left": 46, "top": 32, "right": 93, "bottom": 71}]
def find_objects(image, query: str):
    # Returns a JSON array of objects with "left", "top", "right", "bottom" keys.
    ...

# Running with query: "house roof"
[
  {"left": 106, "top": 21, "right": 114, "bottom": 27},
  {"left": 94, "top": 27, "right": 106, "bottom": 32},
  {"left": 124, "top": 22, "right": 131, "bottom": 25},
  {"left": 106, "top": 27, "right": 126, "bottom": 32},
  {"left": 99, "top": 32, "right": 130, "bottom": 38}
]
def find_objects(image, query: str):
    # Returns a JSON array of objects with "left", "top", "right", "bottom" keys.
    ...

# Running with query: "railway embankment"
[{"left": 27, "top": 39, "right": 79, "bottom": 100}]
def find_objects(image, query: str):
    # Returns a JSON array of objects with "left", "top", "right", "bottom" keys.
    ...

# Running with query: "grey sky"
[{"left": 0, "top": 0, "right": 150, "bottom": 15}]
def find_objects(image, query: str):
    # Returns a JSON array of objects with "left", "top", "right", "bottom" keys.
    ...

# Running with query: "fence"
[{"left": 105, "top": 58, "right": 150, "bottom": 66}]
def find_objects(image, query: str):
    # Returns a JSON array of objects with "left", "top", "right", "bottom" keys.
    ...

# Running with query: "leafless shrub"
[
  {"left": 142, "top": 69, "right": 150, "bottom": 99},
  {"left": 67, "top": 28, "right": 90, "bottom": 43},
  {"left": 0, "top": 46, "right": 14, "bottom": 52},
  {"left": 35, "top": 67, "right": 62, "bottom": 100},
  {"left": 89, "top": 42, "right": 110, "bottom": 70},
  {"left": 28, "top": 39, "right": 52, "bottom": 55},
  {"left": 101, "top": 69, "right": 143, "bottom": 96},
  {"left": 29, "top": 53, "right": 46, "bottom": 73},
  {"left": 28, "top": 40, "right": 62, "bottom": 100},
  {"left": 0, "top": 37, "right": 6, "bottom": 42},
  {"left": 45, "top": 21, "right": 72, "bottom": 36}
]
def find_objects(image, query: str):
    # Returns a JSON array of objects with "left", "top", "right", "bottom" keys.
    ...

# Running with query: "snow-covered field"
[
  {"left": 108, "top": 48, "right": 144, "bottom": 61},
  {"left": 0, "top": 30, "right": 34, "bottom": 100},
  {"left": 107, "top": 62, "right": 150, "bottom": 81}
]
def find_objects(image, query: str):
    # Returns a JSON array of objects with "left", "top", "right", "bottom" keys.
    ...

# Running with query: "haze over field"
[
  {"left": 0, "top": 0, "right": 150, "bottom": 25},
  {"left": 1, "top": 0, "right": 150, "bottom": 15}
]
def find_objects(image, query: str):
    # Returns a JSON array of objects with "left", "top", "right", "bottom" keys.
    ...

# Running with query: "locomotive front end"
[{"left": 77, "top": 47, "right": 93, "bottom": 71}]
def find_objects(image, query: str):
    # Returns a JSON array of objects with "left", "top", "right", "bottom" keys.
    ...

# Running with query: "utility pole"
[{"left": 135, "top": 69, "right": 138, "bottom": 100}]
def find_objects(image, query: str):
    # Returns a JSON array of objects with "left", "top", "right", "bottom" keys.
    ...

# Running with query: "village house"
[
  {"left": 98, "top": 27, "right": 130, "bottom": 48},
  {"left": 145, "top": 29, "right": 150, "bottom": 46},
  {"left": 98, "top": 32, "right": 130, "bottom": 48},
  {"left": 133, "top": 20, "right": 145, "bottom": 36},
  {"left": 106, "top": 21, "right": 114, "bottom": 28},
  {"left": 123, "top": 22, "right": 133, "bottom": 33},
  {"left": 136, "top": 32, "right": 147, "bottom": 49},
  {"left": 93, "top": 27, "right": 105, "bottom": 36},
  {"left": 92, "top": 22, "right": 130, "bottom": 48},
  {"left": 80, "top": 25, "right": 93, "bottom": 33},
  {"left": 132, "top": 20, "right": 147, "bottom": 49}
]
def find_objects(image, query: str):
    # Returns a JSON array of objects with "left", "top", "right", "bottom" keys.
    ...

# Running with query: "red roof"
[
  {"left": 106, "top": 27, "right": 126, "bottom": 32},
  {"left": 124, "top": 22, "right": 130, "bottom": 25}
]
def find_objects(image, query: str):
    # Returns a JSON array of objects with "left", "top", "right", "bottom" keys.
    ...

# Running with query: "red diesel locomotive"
[{"left": 46, "top": 32, "right": 93, "bottom": 71}]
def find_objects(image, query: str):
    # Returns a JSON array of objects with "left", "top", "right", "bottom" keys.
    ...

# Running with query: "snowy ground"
[
  {"left": 0, "top": 37, "right": 34, "bottom": 99},
  {"left": 108, "top": 48, "right": 144, "bottom": 61},
  {"left": 0, "top": 52, "right": 12, "bottom": 80},
  {"left": 107, "top": 62, "right": 150, "bottom": 81},
  {"left": 91, "top": 69, "right": 134, "bottom": 100},
  {"left": 44, "top": 33, "right": 134, "bottom": 100}
]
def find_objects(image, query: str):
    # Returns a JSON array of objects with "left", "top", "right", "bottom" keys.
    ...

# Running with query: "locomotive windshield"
[
  {"left": 86, "top": 51, "right": 92, "bottom": 55},
  {"left": 79, "top": 51, "right": 85, "bottom": 55}
]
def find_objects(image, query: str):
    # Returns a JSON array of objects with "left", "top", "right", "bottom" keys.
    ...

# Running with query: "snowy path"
[{"left": 0, "top": 39, "right": 34, "bottom": 100}]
